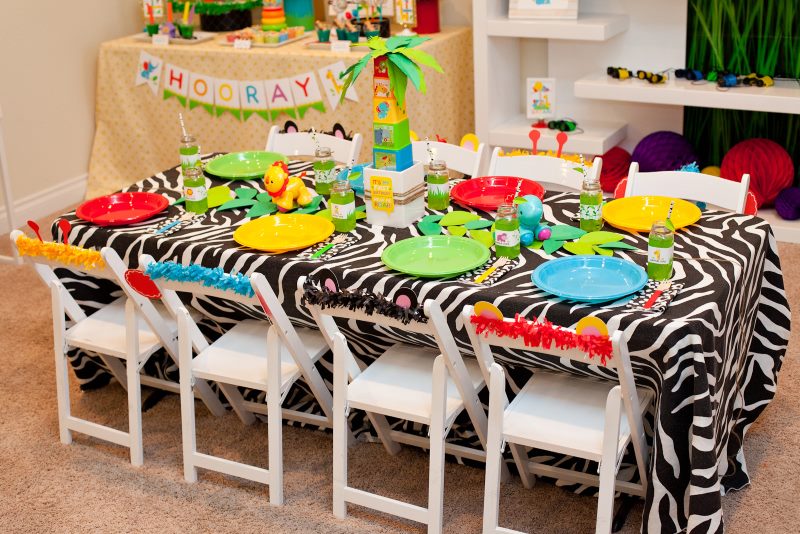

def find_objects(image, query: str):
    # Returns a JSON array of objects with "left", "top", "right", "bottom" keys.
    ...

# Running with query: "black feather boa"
[{"left": 302, "top": 278, "right": 427, "bottom": 325}]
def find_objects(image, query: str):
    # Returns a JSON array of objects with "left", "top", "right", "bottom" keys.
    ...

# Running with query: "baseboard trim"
[{"left": 0, "top": 173, "right": 87, "bottom": 234}]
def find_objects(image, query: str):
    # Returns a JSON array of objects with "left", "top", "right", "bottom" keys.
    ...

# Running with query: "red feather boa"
[{"left": 470, "top": 314, "right": 613, "bottom": 365}]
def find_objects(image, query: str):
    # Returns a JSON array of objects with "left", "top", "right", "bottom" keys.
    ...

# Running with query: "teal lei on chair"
[{"left": 144, "top": 261, "right": 254, "bottom": 297}]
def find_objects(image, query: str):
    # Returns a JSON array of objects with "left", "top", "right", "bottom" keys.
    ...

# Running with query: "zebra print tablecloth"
[{"left": 53, "top": 157, "right": 790, "bottom": 534}]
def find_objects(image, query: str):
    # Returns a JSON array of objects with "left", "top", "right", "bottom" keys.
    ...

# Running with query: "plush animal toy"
[
  {"left": 264, "top": 161, "right": 314, "bottom": 212},
  {"left": 517, "top": 195, "right": 552, "bottom": 246}
]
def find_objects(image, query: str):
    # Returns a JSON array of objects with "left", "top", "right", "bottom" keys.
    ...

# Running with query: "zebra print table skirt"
[{"left": 53, "top": 158, "right": 790, "bottom": 534}]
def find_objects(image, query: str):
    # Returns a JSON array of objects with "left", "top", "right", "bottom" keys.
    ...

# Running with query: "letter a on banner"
[
  {"left": 214, "top": 79, "right": 241, "bottom": 120},
  {"left": 188, "top": 73, "right": 215, "bottom": 114},
  {"left": 135, "top": 51, "right": 163, "bottom": 95},
  {"left": 290, "top": 72, "right": 326, "bottom": 118},
  {"left": 264, "top": 78, "right": 297, "bottom": 120},
  {"left": 239, "top": 81, "right": 269, "bottom": 121},
  {"left": 163, "top": 64, "right": 190, "bottom": 106}
]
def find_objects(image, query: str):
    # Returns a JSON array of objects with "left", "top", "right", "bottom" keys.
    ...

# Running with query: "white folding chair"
[
  {"left": 487, "top": 147, "right": 602, "bottom": 192},
  {"left": 265, "top": 125, "right": 364, "bottom": 166},
  {"left": 9, "top": 230, "right": 182, "bottom": 466},
  {"left": 411, "top": 140, "right": 488, "bottom": 178},
  {"left": 301, "top": 276, "right": 498, "bottom": 534},
  {"left": 1, "top": 105, "right": 20, "bottom": 264},
  {"left": 461, "top": 305, "right": 652, "bottom": 534},
  {"left": 142, "top": 258, "right": 332, "bottom": 504},
  {"left": 625, "top": 161, "right": 751, "bottom": 213}
]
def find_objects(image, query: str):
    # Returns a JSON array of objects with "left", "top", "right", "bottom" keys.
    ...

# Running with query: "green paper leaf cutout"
[
  {"left": 464, "top": 219, "right": 493, "bottom": 230},
  {"left": 439, "top": 211, "right": 480, "bottom": 226},
  {"left": 543, "top": 239, "right": 565, "bottom": 255},
  {"left": 256, "top": 192, "right": 274, "bottom": 204},
  {"left": 564, "top": 242, "right": 596, "bottom": 255},
  {"left": 217, "top": 198, "right": 257, "bottom": 211},
  {"left": 469, "top": 229, "right": 494, "bottom": 248},
  {"left": 418, "top": 220, "right": 442, "bottom": 236},
  {"left": 549, "top": 225, "right": 587, "bottom": 241},
  {"left": 355, "top": 210, "right": 367, "bottom": 220},
  {"left": 173, "top": 197, "right": 185, "bottom": 205},
  {"left": 315, "top": 208, "right": 332, "bottom": 221},
  {"left": 527, "top": 240, "right": 544, "bottom": 250},
  {"left": 235, "top": 187, "right": 258, "bottom": 200},
  {"left": 593, "top": 246, "right": 614, "bottom": 256},
  {"left": 386, "top": 59, "right": 409, "bottom": 110},
  {"left": 598, "top": 241, "right": 638, "bottom": 250},
  {"left": 578, "top": 231, "right": 625, "bottom": 245},
  {"left": 356, "top": 204, "right": 366, "bottom": 212},
  {"left": 448, "top": 225, "right": 467, "bottom": 237},
  {"left": 207, "top": 186, "right": 232, "bottom": 208},
  {"left": 421, "top": 214, "right": 443, "bottom": 224},
  {"left": 246, "top": 202, "right": 277, "bottom": 218},
  {"left": 398, "top": 47, "right": 444, "bottom": 74}
]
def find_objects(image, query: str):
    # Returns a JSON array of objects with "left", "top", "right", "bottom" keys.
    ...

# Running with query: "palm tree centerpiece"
[{"left": 339, "top": 35, "right": 443, "bottom": 173}]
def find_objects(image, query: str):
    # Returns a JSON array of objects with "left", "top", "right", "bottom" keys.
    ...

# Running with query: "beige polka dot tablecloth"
[{"left": 87, "top": 26, "right": 474, "bottom": 198}]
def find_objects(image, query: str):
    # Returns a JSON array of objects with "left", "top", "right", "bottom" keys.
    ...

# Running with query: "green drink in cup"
[
  {"left": 579, "top": 174, "right": 603, "bottom": 232},
  {"left": 494, "top": 203, "right": 520, "bottom": 259},
  {"left": 647, "top": 221, "right": 674, "bottom": 280},
  {"left": 330, "top": 180, "right": 356, "bottom": 232},
  {"left": 426, "top": 159, "right": 450, "bottom": 211},
  {"left": 314, "top": 146, "right": 336, "bottom": 195}
]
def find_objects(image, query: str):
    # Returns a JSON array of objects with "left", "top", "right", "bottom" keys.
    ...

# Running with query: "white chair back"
[
  {"left": 487, "top": 147, "right": 602, "bottom": 192},
  {"left": 624, "top": 161, "right": 750, "bottom": 213},
  {"left": 411, "top": 140, "right": 488, "bottom": 177},
  {"left": 265, "top": 125, "right": 363, "bottom": 165}
]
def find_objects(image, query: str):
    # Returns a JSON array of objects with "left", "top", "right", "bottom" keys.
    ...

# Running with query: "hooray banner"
[{"left": 135, "top": 54, "right": 352, "bottom": 122}]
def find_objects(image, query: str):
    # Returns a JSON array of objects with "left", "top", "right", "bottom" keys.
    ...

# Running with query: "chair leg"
[
  {"left": 427, "top": 356, "right": 447, "bottom": 534},
  {"left": 483, "top": 364, "right": 505, "bottom": 534},
  {"left": 177, "top": 309, "right": 198, "bottom": 483},
  {"left": 332, "top": 334, "right": 349, "bottom": 520},
  {"left": 266, "top": 327, "right": 284, "bottom": 505},
  {"left": 125, "top": 300, "right": 144, "bottom": 467},
  {"left": 509, "top": 443, "right": 534, "bottom": 489},
  {"left": 51, "top": 284, "right": 72, "bottom": 445},
  {"left": 596, "top": 387, "right": 623, "bottom": 534}
]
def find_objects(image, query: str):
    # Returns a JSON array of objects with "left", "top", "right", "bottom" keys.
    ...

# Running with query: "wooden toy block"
[
  {"left": 373, "top": 119, "right": 411, "bottom": 150},
  {"left": 373, "top": 144, "right": 413, "bottom": 172},
  {"left": 373, "top": 97, "right": 407, "bottom": 123}
]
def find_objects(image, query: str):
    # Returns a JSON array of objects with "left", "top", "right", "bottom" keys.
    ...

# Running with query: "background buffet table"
[{"left": 87, "top": 27, "right": 474, "bottom": 198}]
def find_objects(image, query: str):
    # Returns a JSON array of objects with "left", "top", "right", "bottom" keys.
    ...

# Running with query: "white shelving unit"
[
  {"left": 486, "top": 13, "right": 629, "bottom": 41},
  {"left": 575, "top": 75, "right": 800, "bottom": 115},
  {"left": 473, "top": 0, "right": 687, "bottom": 156},
  {"left": 489, "top": 115, "right": 627, "bottom": 155}
]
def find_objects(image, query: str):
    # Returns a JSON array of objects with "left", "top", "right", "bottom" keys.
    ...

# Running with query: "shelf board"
[
  {"left": 489, "top": 114, "right": 627, "bottom": 155},
  {"left": 756, "top": 208, "right": 800, "bottom": 244},
  {"left": 486, "top": 13, "right": 629, "bottom": 41},
  {"left": 574, "top": 75, "right": 800, "bottom": 115}
]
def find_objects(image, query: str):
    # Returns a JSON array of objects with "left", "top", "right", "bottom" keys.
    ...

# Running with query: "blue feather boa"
[{"left": 145, "top": 261, "right": 254, "bottom": 298}]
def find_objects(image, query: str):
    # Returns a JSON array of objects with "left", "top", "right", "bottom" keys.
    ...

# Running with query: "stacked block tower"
[
  {"left": 262, "top": 0, "right": 287, "bottom": 30},
  {"left": 371, "top": 56, "right": 413, "bottom": 172}
]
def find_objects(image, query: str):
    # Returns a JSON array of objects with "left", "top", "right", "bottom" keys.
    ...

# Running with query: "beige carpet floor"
[{"left": 0, "top": 219, "right": 797, "bottom": 534}]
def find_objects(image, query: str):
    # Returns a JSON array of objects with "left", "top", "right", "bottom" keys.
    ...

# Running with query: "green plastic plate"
[
  {"left": 381, "top": 236, "right": 490, "bottom": 278},
  {"left": 204, "top": 151, "right": 288, "bottom": 180}
]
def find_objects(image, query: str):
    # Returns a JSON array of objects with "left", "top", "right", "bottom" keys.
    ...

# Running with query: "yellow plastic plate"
[
  {"left": 603, "top": 196, "right": 702, "bottom": 232},
  {"left": 233, "top": 214, "right": 334, "bottom": 252}
]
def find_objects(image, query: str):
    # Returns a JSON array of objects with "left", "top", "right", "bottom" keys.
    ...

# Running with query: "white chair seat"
[
  {"left": 65, "top": 297, "right": 174, "bottom": 360},
  {"left": 192, "top": 320, "right": 328, "bottom": 393},
  {"left": 347, "top": 343, "right": 485, "bottom": 426},
  {"left": 503, "top": 372, "right": 652, "bottom": 461}
]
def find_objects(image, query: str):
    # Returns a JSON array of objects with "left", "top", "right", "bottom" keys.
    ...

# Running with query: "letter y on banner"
[{"left": 290, "top": 71, "right": 326, "bottom": 118}]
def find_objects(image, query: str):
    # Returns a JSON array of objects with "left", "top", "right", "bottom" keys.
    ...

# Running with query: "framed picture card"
[
  {"left": 526, "top": 78, "right": 556, "bottom": 119},
  {"left": 509, "top": 0, "right": 579, "bottom": 20}
]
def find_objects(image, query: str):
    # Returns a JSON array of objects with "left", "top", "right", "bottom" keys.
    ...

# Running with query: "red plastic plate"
[
  {"left": 76, "top": 192, "right": 169, "bottom": 226},
  {"left": 451, "top": 176, "right": 546, "bottom": 212}
]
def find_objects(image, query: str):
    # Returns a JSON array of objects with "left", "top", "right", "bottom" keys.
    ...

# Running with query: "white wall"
[{"left": 0, "top": 0, "right": 140, "bottom": 229}]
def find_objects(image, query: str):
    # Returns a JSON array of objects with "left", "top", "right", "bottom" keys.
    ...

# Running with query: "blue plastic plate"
[{"left": 531, "top": 256, "right": 647, "bottom": 303}]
